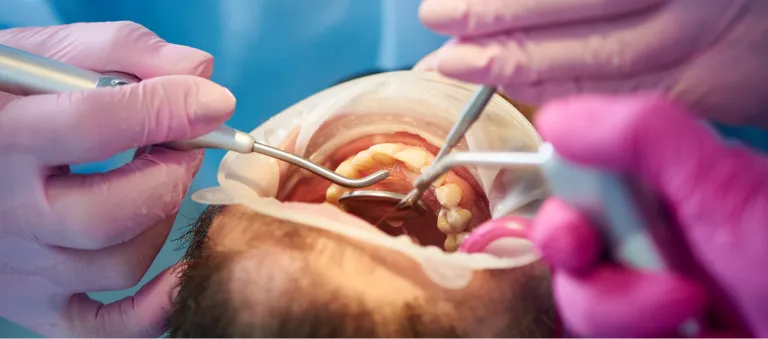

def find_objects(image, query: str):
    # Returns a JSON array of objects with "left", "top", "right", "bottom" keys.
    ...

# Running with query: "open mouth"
[{"left": 282, "top": 131, "right": 491, "bottom": 252}]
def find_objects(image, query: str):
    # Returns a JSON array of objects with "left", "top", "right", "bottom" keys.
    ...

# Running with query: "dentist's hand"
[
  {"left": 0, "top": 22, "right": 235, "bottom": 337},
  {"left": 527, "top": 94, "right": 768, "bottom": 337},
  {"left": 417, "top": 0, "right": 768, "bottom": 129}
]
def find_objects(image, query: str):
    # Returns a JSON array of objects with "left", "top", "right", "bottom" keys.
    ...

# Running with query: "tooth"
[
  {"left": 435, "top": 183, "right": 462, "bottom": 209},
  {"left": 351, "top": 150, "right": 376, "bottom": 171},
  {"left": 368, "top": 143, "right": 403, "bottom": 166},
  {"left": 335, "top": 160, "right": 357, "bottom": 177},
  {"left": 370, "top": 152, "right": 396, "bottom": 166},
  {"left": 388, "top": 220, "right": 403, "bottom": 227},
  {"left": 325, "top": 184, "right": 348, "bottom": 204},
  {"left": 436, "top": 209, "right": 453, "bottom": 234},
  {"left": 444, "top": 235, "right": 457, "bottom": 252},
  {"left": 393, "top": 148, "right": 431, "bottom": 171},
  {"left": 447, "top": 207, "right": 472, "bottom": 232},
  {"left": 369, "top": 143, "right": 405, "bottom": 155},
  {"left": 444, "top": 232, "right": 470, "bottom": 252},
  {"left": 456, "top": 232, "right": 469, "bottom": 247},
  {"left": 420, "top": 166, "right": 447, "bottom": 187},
  {"left": 438, "top": 208, "right": 471, "bottom": 234}
]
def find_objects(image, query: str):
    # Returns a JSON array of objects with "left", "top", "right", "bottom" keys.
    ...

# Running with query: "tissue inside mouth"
[{"left": 282, "top": 130, "right": 491, "bottom": 252}]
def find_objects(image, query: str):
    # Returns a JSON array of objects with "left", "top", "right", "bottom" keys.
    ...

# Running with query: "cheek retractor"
[{"left": 0, "top": 44, "right": 388, "bottom": 189}]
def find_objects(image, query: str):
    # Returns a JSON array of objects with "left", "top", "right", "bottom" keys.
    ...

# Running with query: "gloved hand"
[
  {"left": 0, "top": 22, "right": 235, "bottom": 337},
  {"left": 416, "top": 0, "right": 768, "bottom": 129},
  {"left": 525, "top": 93, "right": 768, "bottom": 337}
]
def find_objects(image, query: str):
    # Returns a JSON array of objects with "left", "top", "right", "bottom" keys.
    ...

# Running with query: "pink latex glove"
[
  {"left": 416, "top": 0, "right": 768, "bottom": 129},
  {"left": 525, "top": 93, "right": 768, "bottom": 337},
  {"left": 0, "top": 22, "right": 235, "bottom": 337}
]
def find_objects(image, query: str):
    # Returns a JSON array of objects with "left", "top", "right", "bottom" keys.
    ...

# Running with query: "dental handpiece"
[
  {"left": 0, "top": 44, "right": 388, "bottom": 189},
  {"left": 416, "top": 144, "right": 749, "bottom": 336}
]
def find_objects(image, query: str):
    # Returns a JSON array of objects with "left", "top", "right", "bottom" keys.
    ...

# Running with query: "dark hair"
[
  {"left": 170, "top": 206, "right": 553, "bottom": 339},
  {"left": 169, "top": 206, "right": 466, "bottom": 338}
]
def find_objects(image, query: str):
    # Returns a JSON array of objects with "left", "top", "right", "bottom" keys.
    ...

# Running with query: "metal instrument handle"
[
  {"left": 0, "top": 44, "right": 135, "bottom": 94},
  {"left": 0, "top": 44, "right": 250, "bottom": 154},
  {"left": 0, "top": 44, "right": 390, "bottom": 189},
  {"left": 162, "top": 125, "right": 255, "bottom": 154}
]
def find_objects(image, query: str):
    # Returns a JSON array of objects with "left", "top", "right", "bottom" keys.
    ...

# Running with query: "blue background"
[{"left": 0, "top": 0, "right": 766, "bottom": 337}]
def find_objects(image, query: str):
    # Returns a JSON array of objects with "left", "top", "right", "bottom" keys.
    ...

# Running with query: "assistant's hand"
[
  {"left": 525, "top": 94, "right": 768, "bottom": 337},
  {"left": 0, "top": 22, "right": 235, "bottom": 337},
  {"left": 416, "top": 0, "right": 768, "bottom": 129}
]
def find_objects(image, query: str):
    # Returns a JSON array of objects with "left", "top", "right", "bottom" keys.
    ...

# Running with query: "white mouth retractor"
[{"left": 192, "top": 71, "right": 546, "bottom": 289}]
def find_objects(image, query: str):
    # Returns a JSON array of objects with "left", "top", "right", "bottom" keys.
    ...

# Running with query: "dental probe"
[
  {"left": 337, "top": 85, "right": 497, "bottom": 219},
  {"left": 0, "top": 44, "right": 388, "bottom": 189},
  {"left": 394, "top": 85, "right": 496, "bottom": 214},
  {"left": 414, "top": 143, "right": 754, "bottom": 337}
]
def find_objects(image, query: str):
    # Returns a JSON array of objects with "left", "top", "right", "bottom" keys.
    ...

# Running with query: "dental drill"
[{"left": 0, "top": 44, "right": 388, "bottom": 189}]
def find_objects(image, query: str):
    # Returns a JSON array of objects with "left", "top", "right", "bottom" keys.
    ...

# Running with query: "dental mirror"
[{"left": 338, "top": 190, "right": 427, "bottom": 221}]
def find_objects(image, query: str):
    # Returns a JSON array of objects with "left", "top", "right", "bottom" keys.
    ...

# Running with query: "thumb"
[
  {"left": 534, "top": 93, "right": 768, "bottom": 228},
  {"left": 65, "top": 264, "right": 181, "bottom": 338}
]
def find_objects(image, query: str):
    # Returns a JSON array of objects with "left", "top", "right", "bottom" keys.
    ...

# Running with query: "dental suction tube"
[{"left": 538, "top": 143, "right": 750, "bottom": 336}]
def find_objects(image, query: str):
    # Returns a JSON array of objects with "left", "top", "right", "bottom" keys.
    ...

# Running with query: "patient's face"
[
  {"left": 169, "top": 72, "right": 553, "bottom": 337},
  {"left": 170, "top": 204, "right": 553, "bottom": 337}
]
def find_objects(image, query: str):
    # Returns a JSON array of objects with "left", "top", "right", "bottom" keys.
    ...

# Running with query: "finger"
[
  {"left": 433, "top": 0, "right": 737, "bottom": 84},
  {"left": 42, "top": 147, "right": 201, "bottom": 249},
  {"left": 413, "top": 49, "right": 440, "bottom": 71},
  {"left": 554, "top": 266, "right": 707, "bottom": 337},
  {"left": 43, "top": 213, "right": 175, "bottom": 292},
  {"left": 496, "top": 68, "right": 676, "bottom": 106},
  {"left": 535, "top": 93, "right": 768, "bottom": 224},
  {"left": 0, "top": 21, "right": 214, "bottom": 78},
  {"left": 64, "top": 264, "right": 181, "bottom": 338},
  {"left": 420, "top": 0, "right": 665, "bottom": 37},
  {"left": 530, "top": 198, "right": 602, "bottom": 274},
  {"left": 702, "top": 331, "right": 748, "bottom": 338},
  {"left": 0, "top": 75, "right": 235, "bottom": 165}
]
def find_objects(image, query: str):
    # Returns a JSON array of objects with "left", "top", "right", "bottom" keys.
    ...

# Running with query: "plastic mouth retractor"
[
  {"left": 193, "top": 71, "right": 546, "bottom": 289},
  {"left": 193, "top": 182, "right": 541, "bottom": 290}
]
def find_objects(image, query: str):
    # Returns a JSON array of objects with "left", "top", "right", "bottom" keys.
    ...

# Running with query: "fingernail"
[
  {"left": 420, "top": 0, "right": 467, "bottom": 27},
  {"left": 195, "top": 81, "right": 236, "bottom": 125}
]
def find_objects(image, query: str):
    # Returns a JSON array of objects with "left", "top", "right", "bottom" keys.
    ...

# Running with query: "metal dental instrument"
[
  {"left": 0, "top": 44, "right": 388, "bottom": 189},
  {"left": 338, "top": 85, "right": 496, "bottom": 219},
  {"left": 337, "top": 85, "right": 497, "bottom": 220},
  {"left": 415, "top": 143, "right": 754, "bottom": 337},
  {"left": 337, "top": 190, "right": 427, "bottom": 221}
]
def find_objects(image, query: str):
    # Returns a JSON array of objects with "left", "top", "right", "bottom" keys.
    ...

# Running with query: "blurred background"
[
  {"left": 0, "top": 0, "right": 447, "bottom": 336},
  {"left": 2, "top": 0, "right": 768, "bottom": 337}
]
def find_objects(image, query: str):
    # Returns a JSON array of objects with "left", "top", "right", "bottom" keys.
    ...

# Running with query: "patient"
[{"left": 168, "top": 71, "right": 555, "bottom": 337}]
